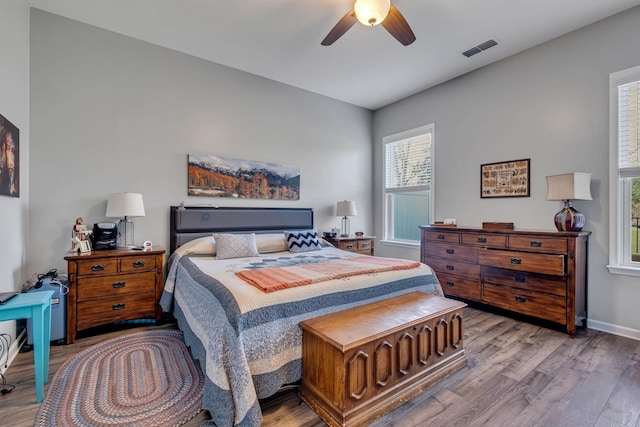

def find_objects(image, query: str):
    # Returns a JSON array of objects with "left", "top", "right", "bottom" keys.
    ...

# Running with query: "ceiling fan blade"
[
  {"left": 321, "top": 10, "right": 358, "bottom": 46},
  {"left": 382, "top": 5, "right": 416, "bottom": 46}
]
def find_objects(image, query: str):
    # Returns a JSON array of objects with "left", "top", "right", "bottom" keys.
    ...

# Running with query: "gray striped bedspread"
[{"left": 159, "top": 247, "right": 443, "bottom": 427}]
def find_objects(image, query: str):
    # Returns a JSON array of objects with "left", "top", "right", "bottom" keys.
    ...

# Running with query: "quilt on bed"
[{"left": 159, "top": 247, "right": 443, "bottom": 427}]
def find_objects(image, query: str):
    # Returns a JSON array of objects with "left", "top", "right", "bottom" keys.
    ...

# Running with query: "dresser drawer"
[
  {"left": 422, "top": 230, "right": 459, "bottom": 244},
  {"left": 76, "top": 292, "right": 156, "bottom": 328},
  {"left": 77, "top": 259, "right": 119, "bottom": 276},
  {"left": 120, "top": 255, "right": 156, "bottom": 272},
  {"left": 428, "top": 257, "right": 480, "bottom": 279},
  {"left": 478, "top": 249, "right": 565, "bottom": 276},
  {"left": 438, "top": 273, "right": 481, "bottom": 301},
  {"left": 481, "top": 283, "right": 567, "bottom": 324},
  {"left": 77, "top": 272, "right": 156, "bottom": 300},
  {"left": 508, "top": 236, "right": 567, "bottom": 254},
  {"left": 482, "top": 267, "right": 566, "bottom": 297},
  {"left": 422, "top": 243, "right": 477, "bottom": 262},
  {"left": 460, "top": 233, "right": 507, "bottom": 248},
  {"left": 338, "top": 241, "right": 357, "bottom": 251}
]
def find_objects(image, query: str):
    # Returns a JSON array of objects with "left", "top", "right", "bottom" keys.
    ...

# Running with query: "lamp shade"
[
  {"left": 336, "top": 200, "right": 357, "bottom": 217},
  {"left": 106, "top": 193, "right": 146, "bottom": 218},
  {"left": 354, "top": 0, "right": 390, "bottom": 26},
  {"left": 545, "top": 173, "right": 592, "bottom": 201}
]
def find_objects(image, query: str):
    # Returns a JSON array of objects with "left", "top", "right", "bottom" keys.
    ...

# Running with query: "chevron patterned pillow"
[{"left": 285, "top": 230, "right": 322, "bottom": 253}]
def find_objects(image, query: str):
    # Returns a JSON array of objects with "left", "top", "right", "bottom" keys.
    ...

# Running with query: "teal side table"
[{"left": 0, "top": 291, "right": 53, "bottom": 402}]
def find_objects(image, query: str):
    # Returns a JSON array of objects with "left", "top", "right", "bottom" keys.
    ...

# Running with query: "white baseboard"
[
  {"left": 0, "top": 329, "right": 27, "bottom": 375},
  {"left": 587, "top": 319, "right": 640, "bottom": 341}
]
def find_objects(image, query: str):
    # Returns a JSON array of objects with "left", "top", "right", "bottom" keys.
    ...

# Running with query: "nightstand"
[
  {"left": 64, "top": 248, "right": 165, "bottom": 343},
  {"left": 324, "top": 235, "right": 375, "bottom": 256}
]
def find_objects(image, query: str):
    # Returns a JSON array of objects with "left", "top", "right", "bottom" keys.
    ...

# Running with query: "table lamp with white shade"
[
  {"left": 545, "top": 173, "right": 592, "bottom": 232},
  {"left": 106, "top": 192, "right": 146, "bottom": 247},
  {"left": 336, "top": 200, "right": 357, "bottom": 237}
]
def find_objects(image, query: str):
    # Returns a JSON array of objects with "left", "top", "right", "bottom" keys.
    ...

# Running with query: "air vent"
[{"left": 462, "top": 39, "right": 498, "bottom": 58}]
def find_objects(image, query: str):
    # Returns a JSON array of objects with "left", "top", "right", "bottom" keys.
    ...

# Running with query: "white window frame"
[
  {"left": 608, "top": 65, "right": 640, "bottom": 277},
  {"left": 382, "top": 124, "right": 434, "bottom": 248}
]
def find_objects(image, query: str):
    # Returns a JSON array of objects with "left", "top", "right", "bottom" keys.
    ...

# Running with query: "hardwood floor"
[{"left": 1, "top": 308, "right": 639, "bottom": 427}]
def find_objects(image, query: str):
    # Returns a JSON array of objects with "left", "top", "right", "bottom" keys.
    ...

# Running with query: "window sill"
[
  {"left": 606, "top": 264, "right": 640, "bottom": 277},
  {"left": 380, "top": 240, "right": 420, "bottom": 249}
]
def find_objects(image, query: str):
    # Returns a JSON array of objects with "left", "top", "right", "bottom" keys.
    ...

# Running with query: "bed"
[{"left": 159, "top": 206, "right": 444, "bottom": 427}]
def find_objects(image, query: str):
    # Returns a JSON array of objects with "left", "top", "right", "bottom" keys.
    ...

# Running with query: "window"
[
  {"left": 383, "top": 125, "right": 433, "bottom": 245},
  {"left": 609, "top": 65, "right": 640, "bottom": 276}
]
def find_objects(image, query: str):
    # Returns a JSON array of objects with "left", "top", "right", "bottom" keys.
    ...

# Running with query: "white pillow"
[
  {"left": 173, "top": 236, "right": 216, "bottom": 257},
  {"left": 255, "top": 233, "right": 289, "bottom": 253},
  {"left": 285, "top": 230, "right": 322, "bottom": 253},
  {"left": 214, "top": 233, "right": 260, "bottom": 260}
]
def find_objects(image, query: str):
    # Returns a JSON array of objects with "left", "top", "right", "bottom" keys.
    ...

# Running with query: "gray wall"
[
  {"left": 373, "top": 6, "right": 640, "bottom": 336},
  {"left": 29, "top": 10, "right": 373, "bottom": 275},
  {"left": 0, "top": 0, "right": 30, "bottom": 342}
]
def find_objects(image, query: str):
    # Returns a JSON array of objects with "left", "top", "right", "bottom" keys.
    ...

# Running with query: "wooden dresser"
[
  {"left": 64, "top": 248, "right": 165, "bottom": 343},
  {"left": 324, "top": 235, "right": 375, "bottom": 256},
  {"left": 299, "top": 292, "right": 467, "bottom": 427},
  {"left": 419, "top": 226, "right": 589, "bottom": 337}
]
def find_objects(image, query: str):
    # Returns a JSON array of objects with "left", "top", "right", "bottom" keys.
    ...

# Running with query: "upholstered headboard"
[{"left": 169, "top": 206, "right": 314, "bottom": 254}]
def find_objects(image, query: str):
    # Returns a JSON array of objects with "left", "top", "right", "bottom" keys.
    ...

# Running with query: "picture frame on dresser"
[{"left": 480, "top": 158, "right": 530, "bottom": 198}]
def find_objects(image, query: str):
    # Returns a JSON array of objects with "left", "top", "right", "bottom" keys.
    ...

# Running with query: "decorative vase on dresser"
[
  {"left": 419, "top": 225, "right": 589, "bottom": 338},
  {"left": 64, "top": 248, "right": 165, "bottom": 343}
]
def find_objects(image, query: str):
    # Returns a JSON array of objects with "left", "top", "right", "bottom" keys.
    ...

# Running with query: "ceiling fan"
[{"left": 321, "top": 0, "right": 416, "bottom": 46}]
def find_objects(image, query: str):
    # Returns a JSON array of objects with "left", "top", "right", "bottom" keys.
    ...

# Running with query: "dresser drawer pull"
[
  {"left": 132, "top": 261, "right": 146, "bottom": 268},
  {"left": 446, "top": 265, "right": 454, "bottom": 270},
  {"left": 361, "top": 243, "right": 368, "bottom": 248},
  {"left": 510, "top": 258, "right": 522, "bottom": 265},
  {"left": 112, "top": 303, "right": 126, "bottom": 310},
  {"left": 477, "top": 237, "right": 487, "bottom": 243},
  {"left": 530, "top": 241, "right": 542, "bottom": 247},
  {"left": 346, "top": 244, "right": 354, "bottom": 249},
  {"left": 112, "top": 281, "right": 126, "bottom": 288},
  {"left": 437, "top": 234, "right": 445, "bottom": 240},
  {"left": 514, "top": 276, "right": 526, "bottom": 283},
  {"left": 514, "top": 296, "right": 527, "bottom": 303},
  {"left": 445, "top": 281, "right": 455, "bottom": 287},
  {"left": 446, "top": 249, "right": 454, "bottom": 254},
  {"left": 91, "top": 264, "right": 106, "bottom": 271}
]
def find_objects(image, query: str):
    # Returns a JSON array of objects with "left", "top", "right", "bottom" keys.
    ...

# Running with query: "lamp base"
[
  {"left": 116, "top": 217, "right": 136, "bottom": 248},
  {"left": 553, "top": 201, "right": 585, "bottom": 232},
  {"left": 340, "top": 216, "right": 350, "bottom": 237}
]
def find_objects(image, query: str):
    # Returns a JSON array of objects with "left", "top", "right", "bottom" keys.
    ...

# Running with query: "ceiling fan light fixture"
[{"left": 354, "top": 0, "right": 391, "bottom": 26}]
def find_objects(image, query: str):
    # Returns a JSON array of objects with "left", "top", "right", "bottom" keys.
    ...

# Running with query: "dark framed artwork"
[
  {"left": 480, "top": 158, "right": 530, "bottom": 198},
  {"left": 0, "top": 113, "right": 19, "bottom": 198},
  {"left": 188, "top": 154, "right": 300, "bottom": 200}
]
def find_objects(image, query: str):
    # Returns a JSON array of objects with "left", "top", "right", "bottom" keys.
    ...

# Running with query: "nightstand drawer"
[
  {"left": 508, "top": 236, "right": 567, "bottom": 254},
  {"left": 481, "top": 283, "right": 566, "bottom": 324},
  {"left": 482, "top": 266, "right": 566, "bottom": 297},
  {"left": 422, "top": 230, "right": 459, "bottom": 244},
  {"left": 77, "top": 259, "right": 119, "bottom": 276},
  {"left": 77, "top": 271, "right": 156, "bottom": 300},
  {"left": 338, "top": 241, "right": 357, "bottom": 251},
  {"left": 77, "top": 292, "right": 156, "bottom": 328},
  {"left": 120, "top": 255, "right": 156, "bottom": 272},
  {"left": 438, "top": 273, "right": 481, "bottom": 300},
  {"left": 478, "top": 249, "right": 565, "bottom": 276},
  {"left": 423, "top": 243, "right": 477, "bottom": 262},
  {"left": 460, "top": 233, "right": 507, "bottom": 248},
  {"left": 357, "top": 240, "right": 372, "bottom": 251},
  {"left": 428, "top": 257, "right": 480, "bottom": 279}
]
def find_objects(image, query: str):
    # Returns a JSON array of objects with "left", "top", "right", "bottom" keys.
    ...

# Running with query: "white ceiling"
[{"left": 27, "top": 0, "right": 640, "bottom": 110}]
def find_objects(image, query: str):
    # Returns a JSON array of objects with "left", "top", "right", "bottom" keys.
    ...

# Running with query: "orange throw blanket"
[{"left": 236, "top": 256, "right": 421, "bottom": 292}]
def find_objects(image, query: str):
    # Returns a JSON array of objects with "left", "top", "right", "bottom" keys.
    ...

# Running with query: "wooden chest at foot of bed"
[{"left": 299, "top": 292, "right": 467, "bottom": 427}]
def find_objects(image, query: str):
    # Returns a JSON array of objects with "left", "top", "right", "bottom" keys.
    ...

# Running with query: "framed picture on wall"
[
  {"left": 0, "top": 113, "right": 19, "bottom": 198},
  {"left": 480, "top": 158, "right": 530, "bottom": 198}
]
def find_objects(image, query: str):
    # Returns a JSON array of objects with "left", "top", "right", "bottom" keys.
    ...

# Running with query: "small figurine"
[{"left": 71, "top": 217, "right": 90, "bottom": 251}]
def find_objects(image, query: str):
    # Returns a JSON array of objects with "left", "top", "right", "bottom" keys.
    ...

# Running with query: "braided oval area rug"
[{"left": 35, "top": 329, "right": 204, "bottom": 427}]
